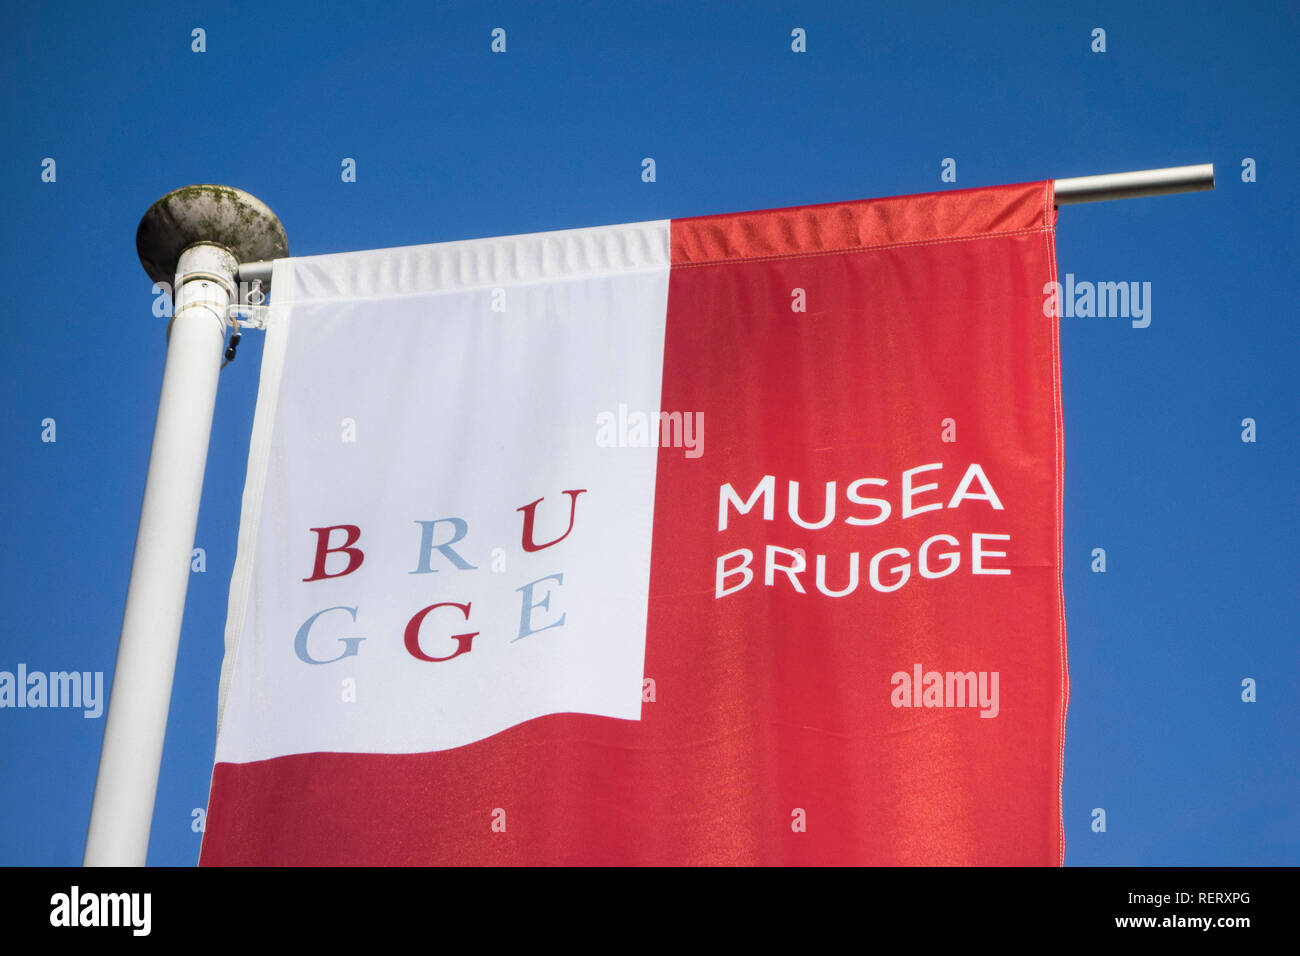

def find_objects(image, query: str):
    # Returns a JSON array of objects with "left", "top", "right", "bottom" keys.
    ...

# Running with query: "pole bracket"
[{"left": 226, "top": 277, "right": 270, "bottom": 328}]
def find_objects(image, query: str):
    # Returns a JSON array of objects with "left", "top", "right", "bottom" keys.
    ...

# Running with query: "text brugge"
[
  {"left": 716, "top": 463, "right": 1010, "bottom": 598},
  {"left": 294, "top": 491, "right": 584, "bottom": 664}
]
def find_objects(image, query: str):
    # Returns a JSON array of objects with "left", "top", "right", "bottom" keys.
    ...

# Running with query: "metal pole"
[
  {"left": 84, "top": 186, "right": 286, "bottom": 866},
  {"left": 1055, "top": 163, "right": 1214, "bottom": 204},
  {"left": 238, "top": 260, "right": 275, "bottom": 286},
  {"left": 84, "top": 244, "right": 232, "bottom": 865}
]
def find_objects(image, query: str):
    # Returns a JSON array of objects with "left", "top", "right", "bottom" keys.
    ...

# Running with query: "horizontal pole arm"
[
  {"left": 1054, "top": 163, "right": 1214, "bottom": 204},
  {"left": 238, "top": 259, "right": 275, "bottom": 285},
  {"left": 233, "top": 163, "right": 1216, "bottom": 289}
]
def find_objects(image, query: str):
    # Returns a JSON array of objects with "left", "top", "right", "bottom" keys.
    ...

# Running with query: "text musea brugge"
[
  {"left": 288, "top": 462, "right": 1008, "bottom": 668},
  {"left": 715, "top": 462, "right": 1010, "bottom": 598}
]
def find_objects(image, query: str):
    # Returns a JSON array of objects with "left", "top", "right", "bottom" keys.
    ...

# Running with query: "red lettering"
[
  {"left": 302, "top": 525, "right": 365, "bottom": 581},
  {"left": 516, "top": 489, "right": 587, "bottom": 553},
  {"left": 404, "top": 601, "right": 478, "bottom": 662}
]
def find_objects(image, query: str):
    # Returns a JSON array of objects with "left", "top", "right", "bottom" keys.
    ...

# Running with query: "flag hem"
[
  {"left": 1045, "top": 179, "right": 1070, "bottom": 866},
  {"left": 212, "top": 259, "right": 296, "bottom": 747}
]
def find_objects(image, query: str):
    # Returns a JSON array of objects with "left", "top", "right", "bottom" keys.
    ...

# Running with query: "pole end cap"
[{"left": 137, "top": 185, "right": 288, "bottom": 285}]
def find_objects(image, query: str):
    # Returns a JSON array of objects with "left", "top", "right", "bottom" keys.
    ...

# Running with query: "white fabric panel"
[
  {"left": 216, "top": 221, "right": 671, "bottom": 763},
  {"left": 291, "top": 221, "right": 673, "bottom": 302}
]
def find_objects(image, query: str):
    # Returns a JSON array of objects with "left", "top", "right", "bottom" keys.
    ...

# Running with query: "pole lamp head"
[{"left": 136, "top": 185, "right": 288, "bottom": 286}]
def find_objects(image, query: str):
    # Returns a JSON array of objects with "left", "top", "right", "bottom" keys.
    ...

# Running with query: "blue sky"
[{"left": 1, "top": 0, "right": 1296, "bottom": 866}]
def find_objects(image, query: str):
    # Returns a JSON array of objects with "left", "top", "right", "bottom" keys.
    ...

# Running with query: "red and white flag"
[{"left": 201, "top": 181, "right": 1067, "bottom": 865}]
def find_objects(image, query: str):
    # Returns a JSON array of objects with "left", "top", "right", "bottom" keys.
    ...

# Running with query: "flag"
[{"left": 200, "top": 181, "right": 1067, "bottom": 865}]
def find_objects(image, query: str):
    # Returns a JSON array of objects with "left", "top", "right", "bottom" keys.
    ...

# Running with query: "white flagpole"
[{"left": 84, "top": 186, "right": 286, "bottom": 866}]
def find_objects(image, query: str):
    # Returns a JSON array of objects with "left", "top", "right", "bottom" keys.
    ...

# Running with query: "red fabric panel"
[
  {"left": 201, "top": 182, "right": 1065, "bottom": 865},
  {"left": 671, "top": 181, "right": 1053, "bottom": 266}
]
